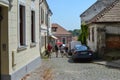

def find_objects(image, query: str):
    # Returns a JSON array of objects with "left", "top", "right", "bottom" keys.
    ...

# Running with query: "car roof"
[{"left": 74, "top": 45, "right": 88, "bottom": 51}]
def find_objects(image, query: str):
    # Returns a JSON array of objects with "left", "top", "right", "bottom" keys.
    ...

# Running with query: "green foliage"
[
  {"left": 68, "top": 29, "right": 80, "bottom": 37},
  {"left": 78, "top": 23, "right": 88, "bottom": 45}
]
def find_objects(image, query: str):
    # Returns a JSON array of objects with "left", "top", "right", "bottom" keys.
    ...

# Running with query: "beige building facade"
[
  {"left": 40, "top": 0, "right": 52, "bottom": 55},
  {"left": 0, "top": 0, "right": 42, "bottom": 80}
]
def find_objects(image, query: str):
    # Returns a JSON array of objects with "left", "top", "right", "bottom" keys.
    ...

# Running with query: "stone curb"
[{"left": 93, "top": 61, "right": 120, "bottom": 69}]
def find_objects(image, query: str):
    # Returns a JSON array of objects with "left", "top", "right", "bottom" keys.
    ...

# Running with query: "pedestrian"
[
  {"left": 59, "top": 44, "right": 63, "bottom": 53},
  {"left": 64, "top": 45, "right": 68, "bottom": 57},
  {"left": 54, "top": 44, "right": 59, "bottom": 57},
  {"left": 64, "top": 45, "right": 68, "bottom": 53},
  {"left": 45, "top": 43, "right": 52, "bottom": 58},
  {"left": 60, "top": 45, "right": 65, "bottom": 58}
]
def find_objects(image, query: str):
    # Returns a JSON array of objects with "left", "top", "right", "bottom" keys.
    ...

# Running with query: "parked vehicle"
[
  {"left": 68, "top": 41, "right": 81, "bottom": 56},
  {"left": 71, "top": 45, "right": 93, "bottom": 62},
  {"left": 69, "top": 41, "right": 81, "bottom": 50}
]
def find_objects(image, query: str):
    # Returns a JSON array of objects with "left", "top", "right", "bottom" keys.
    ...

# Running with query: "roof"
[
  {"left": 52, "top": 23, "right": 72, "bottom": 35},
  {"left": 80, "top": 0, "right": 117, "bottom": 23},
  {"left": 41, "top": 0, "right": 53, "bottom": 15},
  {"left": 95, "top": 0, "right": 120, "bottom": 22}
]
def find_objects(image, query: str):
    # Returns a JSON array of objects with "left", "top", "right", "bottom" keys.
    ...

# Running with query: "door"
[
  {"left": 0, "top": 6, "right": 2, "bottom": 78},
  {"left": 97, "top": 31, "right": 105, "bottom": 56},
  {"left": 106, "top": 34, "right": 120, "bottom": 51}
]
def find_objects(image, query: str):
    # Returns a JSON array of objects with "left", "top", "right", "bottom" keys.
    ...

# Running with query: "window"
[
  {"left": 52, "top": 27, "right": 57, "bottom": 32},
  {"left": 92, "top": 27, "right": 94, "bottom": 42},
  {"left": 19, "top": 5, "right": 26, "bottom": 46},
  {"left": 88, "top": 28, "right": 90, "bottom": 40},
  {"left": 31, "top": 11, "right": 35, "bottom": 43},
  {"left": 41, "top": 8, "right": 44, "bottom": 24},
  {"left": 45, "top": 13, "right": 48, "bottom": 26},
  {"left": 62, "top": 37, "right": 66, "bottom": 44}
]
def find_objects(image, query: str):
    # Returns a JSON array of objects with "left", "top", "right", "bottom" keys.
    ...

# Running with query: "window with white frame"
[
  {"left": 31, "top": 10, "right": 35, "bottom": 43},
  {"left": 19, "top": 5, "right": 26, "bottom": 46}
]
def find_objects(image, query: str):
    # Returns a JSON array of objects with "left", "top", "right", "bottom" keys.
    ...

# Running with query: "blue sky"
[{"left": 47, "top": 0, "right": 97, "bottom": 30}]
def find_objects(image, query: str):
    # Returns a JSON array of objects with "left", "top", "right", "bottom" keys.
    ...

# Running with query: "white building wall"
[
  {"left": 87, "top": 24, "right": 98, "bottom": 52},
  {"left": 106, "top": 26, "right": 120, "bottom": 34}
]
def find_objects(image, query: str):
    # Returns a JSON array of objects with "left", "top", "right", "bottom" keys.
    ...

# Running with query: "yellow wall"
[{"left": 8, "top": 0, "right": 40, "bottom": 74}]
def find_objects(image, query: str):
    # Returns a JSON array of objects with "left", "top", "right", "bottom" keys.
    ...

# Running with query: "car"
[
  {"left": 68, "top": 41, "right": 81, "bottom": 56},
  {"left": 71, "top": 45, "right": 93, "bottom": 62}
]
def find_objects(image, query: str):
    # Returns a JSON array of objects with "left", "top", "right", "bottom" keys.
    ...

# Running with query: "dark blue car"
[{"left": 72, "top": 45, "right": 93, "bottom": 62}]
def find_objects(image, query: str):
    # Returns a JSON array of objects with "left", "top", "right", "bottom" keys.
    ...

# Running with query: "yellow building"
[{"left": 0, "top": 0, "right": 42, "bottom": 80}]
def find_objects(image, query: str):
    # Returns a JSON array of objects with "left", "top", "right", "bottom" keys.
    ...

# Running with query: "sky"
[{"left": 47, "top": 0, "right": 97, "bottom": 30}]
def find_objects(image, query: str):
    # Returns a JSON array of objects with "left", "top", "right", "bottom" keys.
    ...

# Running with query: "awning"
[{"left": 51, "top": 35, "right": 58, "bottom": 40}]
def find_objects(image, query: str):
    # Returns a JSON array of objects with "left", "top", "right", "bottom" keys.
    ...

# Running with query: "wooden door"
[{"left": 0, "top": 6, "right": 2, "bottom": 77}]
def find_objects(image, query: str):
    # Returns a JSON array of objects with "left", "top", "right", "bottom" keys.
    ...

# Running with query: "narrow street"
[{"left": 23, "top": 53, "right": 120, "bottom": 80}]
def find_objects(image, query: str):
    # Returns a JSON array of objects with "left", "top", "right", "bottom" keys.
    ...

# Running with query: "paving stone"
[{"left": 23, "top": 53, "right": 120, "bottom": 80}]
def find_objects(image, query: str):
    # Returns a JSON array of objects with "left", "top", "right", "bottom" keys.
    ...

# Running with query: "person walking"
[
  {"left": 54, "top": 44, "right": 59, "bottom": 57},
  {"left": 60, "top": 45, "right": 65, "bottom": 58},
  {"left": 45, "top": 43, "right": 52, "bottom": 58},
  {"left": 64, "top": 45, "right": 68, "bottom": 57}
]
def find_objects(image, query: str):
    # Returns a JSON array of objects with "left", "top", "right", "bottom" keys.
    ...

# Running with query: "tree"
[
  {"left": 68, "top": 29, "right": 80, "bottom": 37},
  {"left": 78, "top": 23, "right": 88, "bottom": 45}
]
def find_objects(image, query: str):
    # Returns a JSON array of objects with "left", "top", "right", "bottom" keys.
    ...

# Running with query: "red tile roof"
[{"left": 52, "top": 23, "right": 72, "bottom": 35}]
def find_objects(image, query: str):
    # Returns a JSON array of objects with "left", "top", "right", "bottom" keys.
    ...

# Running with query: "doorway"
[{"left": 0, "top": 6, "right": 2, "bottom": 78}]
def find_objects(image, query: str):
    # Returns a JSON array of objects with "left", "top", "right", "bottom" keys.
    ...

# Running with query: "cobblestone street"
[{"left": 23, "top": 53, "right": 120, "bottom": 80}]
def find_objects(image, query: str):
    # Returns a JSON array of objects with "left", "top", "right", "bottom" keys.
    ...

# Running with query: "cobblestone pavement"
[{"left": 23, "top": 53, "right": 120, "bottom": 80}]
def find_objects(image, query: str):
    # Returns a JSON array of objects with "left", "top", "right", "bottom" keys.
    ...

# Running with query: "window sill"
[
  {"left": 30, "top": 42, "right": 37, "bottom": 48},
  {"left": 17, "top": 45, "right": 27, "bottom": 52}
]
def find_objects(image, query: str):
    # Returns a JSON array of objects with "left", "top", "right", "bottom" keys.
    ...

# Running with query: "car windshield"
[{"left": 75, "top": 45, "right": 88, "bottom": 51}]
